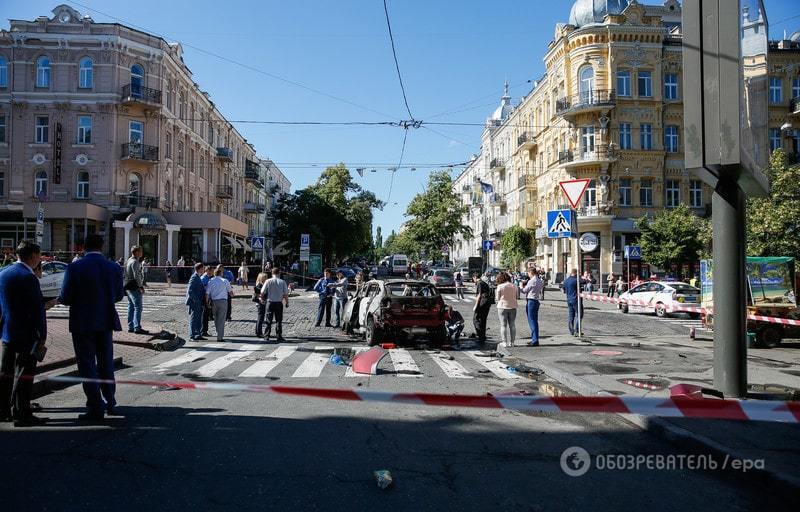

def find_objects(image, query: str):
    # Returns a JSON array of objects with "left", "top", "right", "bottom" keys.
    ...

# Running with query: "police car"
[
  {"left": 617, "top": 281, "right": 701, "bottom": 319},
  {"left": 39, "top": 261, "right": 68, "bottom": 299}
]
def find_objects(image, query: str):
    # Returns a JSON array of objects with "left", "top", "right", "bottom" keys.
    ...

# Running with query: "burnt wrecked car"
[{"left": 341, "top": 279, "right": 447, "bottom": 346}]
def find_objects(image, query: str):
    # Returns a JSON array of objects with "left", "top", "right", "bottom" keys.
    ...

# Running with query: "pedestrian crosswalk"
[
  {"left": 138, "top": 342, "right": 524, "bottom": 381},
  {"left": 48, "top": 294, "right": 186, "bottom": 319},
  {"left": 442, "top": 294, "right": 473, "bottom": 303}
]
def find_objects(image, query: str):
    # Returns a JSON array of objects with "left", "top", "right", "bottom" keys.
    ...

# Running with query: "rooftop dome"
[
  {"left": 568, "top": 0, "right": 629, "bottom": 28},
  {"left": 790, "top": 30, "right": 800, "bottom": 43},
  {"left": 488, "top": 80, "right": 513, "bottom": 122}
]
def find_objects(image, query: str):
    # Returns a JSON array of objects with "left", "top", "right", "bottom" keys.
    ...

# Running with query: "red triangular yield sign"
[{"left": 559, "top": 179, "right": 591, "bottom": 209}]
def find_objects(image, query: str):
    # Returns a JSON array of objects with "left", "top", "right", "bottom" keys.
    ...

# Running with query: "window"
[
  {"left": 640, "top": 179, "right": 653, "bottom": 207},
  {"left": 208, "top": 123, "right": 214, "bottom": 145},
  {"left": 131, "top": 64, "right": 144, "bottom": 97},
  {"left": 637, "top": 71, "right": 652, "bottom": 97},
  {"left": 76, "top": 171, "right": 89, "bottom": 199},
  {"left": 36, "top": 57, "right": 50, "bottom": 88},
  {"left": 166, "top": 83, "right": 173, "bottom": 111},
  {"left": 769, "top": 128, "right": 781, "bottom": 152},
  {"left": 77, "top": 116, "right": 92, "bottom": 144},
  {"left": 580, "top": 126, "right": 595, "bottom": 155},
  {"left": 640, "top": 123, "right": 652, "bottom": 150},
  {"left": 199, "top": 156, "right": 205, "bottom": 179},
  {"left": 189, "top": 148, "right": 195, "bottom": 172},
  {"left": 689, "top": 179, "right": 703, "bottom": 208},
  {"left": 619, "top": 178, "right": 632, "bottom": 206},
  {"left": 579, "top": 66, "right": 594, "bottom": 103},
  {"left": 177, "top": 141, "right": 184, "bottom": 165},
  {"left": 0, "top": 115, "right": 5, "bottom": 143},
  {"left": 35, "top": 170, "right": 48, "bottom": 197},
  {"left": 79, "top": 57, "right": 93, "bottom": 88},
  {"left": 35, "top": 116, "right": 49, "bottom": 143},
  {"left": 128, "top": 174, "right": 140, "bottom": 201},
  {"left": 165, "top": 132, "right": 172, "bottom": 158},
  {"left": 665, "top": 179, "right": 680, "bottom": 208},
  {"left": 793, "top": 77, "right": 800, "bottom": 100},
  {"left": 177, "top": 186, "right": 184, "bottom": 210},
  {"left": 129, "top": 121, "right": 143, "bottom": 144},
  {"left": 619, "top": 123, "right": 632, "bottom": 149},
  {"left": 179, "top": 92, "right": 185, "bottom": 120},
  {"left": 769, "top": 77, "right": 782, "bottom": 103},
  {"left": 617, "top": 69, "right": 631, "bottom": 97},
  {"left": 0, "top": 56, "right": 7, "bottom": 88},
  {"left": 584, "top": 179, "right": 597, "bottom": 207},
  {"left": 0, "top": 172, "right": 4, "bottom": 196},
  {"left": 664, "top": 73, "right": 678, "bottom": 100},
  {"left": 189, "top": 192, "right": 194, "bottom": 211},
  {"left": 664, "top": 125, "right": 679, "bottom": 152}
]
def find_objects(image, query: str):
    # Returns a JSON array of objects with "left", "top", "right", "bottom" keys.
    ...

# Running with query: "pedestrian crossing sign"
[
  {"left": 624, "top": 245, "right": 641, "bottom": 260},
  {"left": 251, "top": 237, "right": 265, "bottom": 251},
  {"left": 547, "top": 209, "right": 574, "bottom": 238}
]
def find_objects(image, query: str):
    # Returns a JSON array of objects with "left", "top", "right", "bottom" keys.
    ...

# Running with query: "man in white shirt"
[
  {"left": 259, "top": 268, "right": 289, "bottom": 342},
  {"left": 205, "top": 267, "right": 233, "bottom": 341}
]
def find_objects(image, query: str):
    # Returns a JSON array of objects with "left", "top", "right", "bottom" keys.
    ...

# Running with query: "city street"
[{"left": 1, "top": 288, "right": 798, "bottom": 510}]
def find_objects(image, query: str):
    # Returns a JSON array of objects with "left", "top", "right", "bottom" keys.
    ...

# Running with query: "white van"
[{"left": 391, "top": 254, "right": 408, "bottom": 275}]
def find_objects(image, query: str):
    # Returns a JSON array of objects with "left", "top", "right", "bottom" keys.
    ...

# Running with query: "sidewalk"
[{"left": 496, "top": 328, "right": 800, "bottom": 490}]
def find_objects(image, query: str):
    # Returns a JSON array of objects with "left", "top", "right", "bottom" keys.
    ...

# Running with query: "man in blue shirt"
[
  {"left": 185, "top": 262, "right": 207, "bottom": 340},
  {"left": 562, "top": 269, "right": 586, "bottom": 336},
  {"left": 223, "top": 266, "right": 235, "bottom": 321},
  {"left": 313, "top": 269, "right": 335, "bottom": 327},
  {"left": 200, "top": 265, "right": 213, "bottom": 337}
]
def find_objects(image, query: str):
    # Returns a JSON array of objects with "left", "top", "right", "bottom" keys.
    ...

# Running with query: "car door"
[
  {"left": 358, "top": 284, "right": 379, "bottom": 326},
  {"left": 640, "top": 282, "right": 664, "bottom": 309},
  {"left": 39, "top": 261, "right": 66, "bottom": 298}
]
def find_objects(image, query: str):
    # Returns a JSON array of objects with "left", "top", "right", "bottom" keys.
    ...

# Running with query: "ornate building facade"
[{"left": 0, "top": 5, "right": 289, "bottom": 263}]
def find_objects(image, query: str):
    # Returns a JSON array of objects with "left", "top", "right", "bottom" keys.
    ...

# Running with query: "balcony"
[
  {"left": 216, "top": 185, "right": 233, "bottom": 199},
  {"left": 216, "top": 147, "right": 234, "bottom": 162},
  {"left": 490, "top": 158, "right": 505, "bottom": 171},
  {"left": 121, "top": 84, "right": 162, "bottom": 105},
  {"left": 120, "top": 194, "right": 160, "bottom": 210},
  {"left": 517, "top": 132, "right": 537, "bottom": 151},
  {"left": 243, "top": 201, "right": 266, "bottom": 214},
  {"left": 517, "top": 174, "right": 536, "bottom": 189},
  {"left": 121, "top": 143, "right": 159, "bottom": 162},
  {"left": 557, "top": 144, "right": 617, "bottom": 169},
  {"left": 555, "top": 89, "right": 616, "bottom": 119},
  {"left": 790, "top": 96, "right": 800, "bottom": 116},
  {"left": 489, "top": 192, "right": 506, "bottom": 206},
  {"left": 245, "top": 159, "right": 260, "bottom": 174}
]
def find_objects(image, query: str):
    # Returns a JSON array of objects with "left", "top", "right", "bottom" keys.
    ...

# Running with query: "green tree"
[
  {"left": 384, "top": 230, "right": 418, "bottom": 260},
  {"left": 746, "top": 149, "right": 800, "bottom": 260},
  {"left": 373, "top": 226, "right": 384, "bottom": 260},
  {"left": 403, "top": 170, "right": 471, "bottom": 258},
  {"left": 499, "top": 225, "right": 536, "bottom": 270},
  {"left": 635, "top": 205, "right": 711, "bottom": 270}
]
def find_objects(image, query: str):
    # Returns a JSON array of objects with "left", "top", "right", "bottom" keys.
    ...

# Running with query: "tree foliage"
[
  {"left": 499, "top": 225, "right": 536, "bottom": 270},
  {"left": 383, "top": 230, "right": 418, "bottom": 260},
  {"left": 746, "top": 149, "right": 800, "bottom": 260},
  {"left": 272, "top": 163, "right": 382, "bottom": 263},
  {"left": 635, "top": 205, "right": 711, "bottom": 270},
  {"left": 402, "top": 171, "right": 471, "bottom": 259}
]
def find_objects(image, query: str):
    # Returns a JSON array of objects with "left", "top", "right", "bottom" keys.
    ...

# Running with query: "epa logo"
[{"left": 560, "top": 446, "right": 591, "bottom": 477}]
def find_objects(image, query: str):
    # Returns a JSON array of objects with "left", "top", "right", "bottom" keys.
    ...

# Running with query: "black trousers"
[
  {"left": 226, "top": 297, "right": 232, "bottom": 321},
  {"left": 256, "top": 302, "right": 266, "bottom": 337},
  {"left": 0, "top": 343, "right": 37, "bottom": 418},
  {"left": 202, "top": 304, "right": 211, "bottom": 335},
  {"left": 265, "top": 302, "right": 284, "bottom": 338},
  {"left": 473, "top": 305, "right": 491, "bottom": 342}
]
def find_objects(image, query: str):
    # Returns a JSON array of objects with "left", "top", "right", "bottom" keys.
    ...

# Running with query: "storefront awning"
[
  {"left": 224, "top": 236, "right": 242, "bottom": 249},
  {"left": 239, "top": 239, "right": 253, "bottom": 252}
]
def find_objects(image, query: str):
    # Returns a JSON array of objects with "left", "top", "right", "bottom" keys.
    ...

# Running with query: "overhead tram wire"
[
  {"left": 383, "top": 0, "right": 415, "bottom": 121},
  {"left": 385, "top": 129, "right": 408, "bottom": 206},
  {"left": 67, "top": 0, "right": 401, "bottom": 121}
]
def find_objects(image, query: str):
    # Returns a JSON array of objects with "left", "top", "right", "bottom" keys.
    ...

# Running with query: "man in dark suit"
[
  {"left": 186, "top": 262, "right": 207, "bottom": 340},
  {"left": 58, "top": 234, "right": 125, "bottom": 421},
  {"left": 0, "top": 240, "right": 48, "bottom": 426}
]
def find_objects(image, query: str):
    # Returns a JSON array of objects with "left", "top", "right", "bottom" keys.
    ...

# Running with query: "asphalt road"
[{"left": 0, "top": 291, "right": 796, "bottom": 511}]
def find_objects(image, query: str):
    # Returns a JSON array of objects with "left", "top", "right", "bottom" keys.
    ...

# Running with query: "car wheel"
[
  {"left": 365, "top": 316, "right": 383, "bottom": 346},
  {"left": 428, "top": 326, "right": 448, "bottom": 346},
  {"left": 620, "top": 302, "right": 629, "bottom": 314},
  {"left": 688, "top": 312, "right": 701, "bottom": 320},
  {"left": 655, "top": 303, "right": 667, "bottom": 318},
  {"left": 756, "top": 326, "right": 782, "bottom": 348}
]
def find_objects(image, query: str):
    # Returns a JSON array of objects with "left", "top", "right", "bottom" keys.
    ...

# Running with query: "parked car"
[
  {"left": 427, "top": 269, "right": 456, "bottom": 290},
  {"left": 483, "top": 267, "right": 502, "bottom": 284},
  {"left": 618, "top": 281, "right": 701, "bottom": 318},
  {"left": 456, "top": 267, "right": 470, "bottom": 280},
  {"left": 341, "top": 279, "right": 447, "bottom": 346},
  {"left": 334, "top": 267, "right": 357, "bottom": 284},
  {"left": 39, "top": 260, "right": 68, "bottom": 298}
]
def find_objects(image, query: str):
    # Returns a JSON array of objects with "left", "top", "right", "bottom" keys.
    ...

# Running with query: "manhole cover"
[{"left": 591, "top": 350, "right": 623, "bottom": 356}]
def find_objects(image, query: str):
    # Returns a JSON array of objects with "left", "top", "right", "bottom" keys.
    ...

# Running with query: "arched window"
[
  {"left": 177, "top": 186, "right": 184, "bottom": 210},
  {"left": 79, "top": 57, "right": 93, "bottom": 88},
  {"left": 579, "top": 66, "right": 595, "bottom": 103},
  {"left": 130, "top": 64, "right": 144, "bottom": 97},
  {"left": 128, "top": 173, "right": 140, "bottom": 206},
  {"left": 35, "top": 170, "right": 48, "bottom": 197},
  {"left": 76, "top": 171, "right": 89, "bottom": 199},
  {"left": 164, "top": 180, "right": 171, "bottom": 209},
  {"left": 0, "top": 56, "right": 8, "bottom": 88},
  {"left": 36, "top": 56, "right": 50, "bottom": 88}
]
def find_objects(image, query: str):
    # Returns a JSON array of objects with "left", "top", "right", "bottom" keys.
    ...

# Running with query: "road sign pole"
[{"left": 576, "top": 216, "right": 582, "bottom": 339}]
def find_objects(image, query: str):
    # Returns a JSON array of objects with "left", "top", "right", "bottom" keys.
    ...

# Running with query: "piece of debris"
[
  {"left": 329, "top": 354, "right": 347, "bottom": 366},
  {"left": 590, "top": 350, "right": 623, "bottom": 357},
  {"left": 678, "top": 353, "right": 687, "bottom": 358},
  {"left": 619, "top": 378, "right": 668, "bottom": 391},
  {"left": 352, "top": 347, "right": 388, "bottom": 374},
  {"left": 488, "top": 389, "right": 532, "bottom": 397},
  {"left": 381, "top": 343, "right": 397, "bottom": 350},
  {"left": 374, "top": 470, "right": 393, "bottom": 489}
]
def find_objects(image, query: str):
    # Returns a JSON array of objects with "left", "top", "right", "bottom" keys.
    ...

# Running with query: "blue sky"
[{"left": 6, "top": 0, "right": 799, "bottom": 237}]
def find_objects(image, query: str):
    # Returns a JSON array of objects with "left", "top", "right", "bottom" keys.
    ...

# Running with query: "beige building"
[
  {"left": 0, "top": 5, "right": 289, "bottom": 263},
  {"left": 454, "top": 0, "right": 799, "bottom": 284}
]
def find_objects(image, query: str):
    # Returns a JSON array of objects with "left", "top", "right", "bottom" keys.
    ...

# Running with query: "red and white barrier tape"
[
  {"left": 38, "top": 375, "right": 800, "bottom": 423},
  {"left": 746, "top": 314, "right": 800, "bottom": 327}
]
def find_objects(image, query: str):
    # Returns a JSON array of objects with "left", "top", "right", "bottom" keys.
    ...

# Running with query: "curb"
[
  {"left": 33, "top": 356, "right": 123, "bottom": 398},
  {"left": 499, "top": 349, "right": 800, "bottom": 494}
]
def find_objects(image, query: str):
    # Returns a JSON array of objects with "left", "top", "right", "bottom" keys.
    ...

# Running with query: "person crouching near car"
[{"left": 444, "top": 306, "right": 465, "bottom": 345}]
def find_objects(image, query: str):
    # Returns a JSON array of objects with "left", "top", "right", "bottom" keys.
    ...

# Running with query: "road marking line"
[
  {"left": 194, "top": 344, "right": 261, "bottom": 377},
  {"left": 428, "top": 352, "right": 472, "bottom": 379},
  {"left": 344, "top": 347, "right": 370, "bottom": 377},
  {"left": 239, "top": 346, "right": 297, "bottom": 377},
  {"left": 292, "top": 346, "right": 333, "bottom": 377},
  {"left": 389, "top": 348, "right": 422, "bottom": 377},
  {"left": 463, "top": 351, "right": 520, "bottom": 379},
  {"left": 151, "top": 343, "right": 226, "bottom": 372}
]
